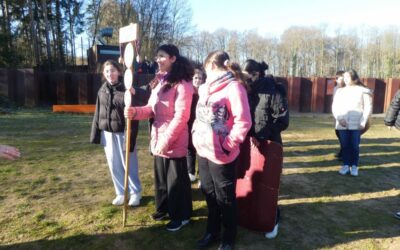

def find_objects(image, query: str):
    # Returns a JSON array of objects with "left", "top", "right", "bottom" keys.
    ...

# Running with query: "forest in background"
[{"left": 1, "top": 0, "right": 400, "bottom": 77}]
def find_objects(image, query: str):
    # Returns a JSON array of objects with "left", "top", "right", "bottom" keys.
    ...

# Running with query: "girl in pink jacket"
[
  {"left": 125, "top": 44, "right": 194, "bottom": 232},
  {"left": 193, "top": 51, "right": 251, "bottom": 250}
]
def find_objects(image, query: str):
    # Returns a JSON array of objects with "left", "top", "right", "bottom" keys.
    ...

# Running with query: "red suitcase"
[{"left": 236, "top": 137, "right": 283, "bottom": 232}]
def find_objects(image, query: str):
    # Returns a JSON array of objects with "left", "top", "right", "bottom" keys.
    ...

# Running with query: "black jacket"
[
  {"left": 384, "top": 90, "right": 400, "bottom": 129},
  {"left": 90, "top": 81, "right": 150, "bottom": 151},
  {"left": 247, "top": 76, "right": 289, "bottom": 144}
]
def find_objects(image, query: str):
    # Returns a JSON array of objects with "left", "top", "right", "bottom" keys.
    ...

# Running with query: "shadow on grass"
[
  {"left": 285, "top": 138, "right": 400, "bottom": 158},
  {"left": 285, "top": 138, "right": 400, "bottom": 148},
  {"left": 0, "top": 220, "right": 206, "bottom": 250},
  {"left": 286, "top": 152, "right": 400, "bottom": 168},
  {"left": 276, "top": 195, "right": 400, "bottom": 249},
  {"left": 3, "top": 195, "right": 399, "bottom": 250},
  {"left": 281, "top": 166, "right": 400, "bottom": 199},
  {"left": 191, "top": 186, "right": 205, "bottom": 202}
]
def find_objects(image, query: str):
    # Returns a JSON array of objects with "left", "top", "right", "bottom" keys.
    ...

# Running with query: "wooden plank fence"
[{"left": 0, "top": 69, "right": 399, "bottom": 113}]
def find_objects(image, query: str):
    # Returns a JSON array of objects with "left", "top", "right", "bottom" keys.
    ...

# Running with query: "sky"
[
  {"left": 188, "top": 0, "right": 400, "bottom": 36},
  {"left": 78, "top": 0, "right": 399, "bottom": 57}
]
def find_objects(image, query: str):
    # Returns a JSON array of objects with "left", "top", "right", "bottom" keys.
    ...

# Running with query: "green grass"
[{"left": 1, "top": 109, "right": 400, "bottom": 249}]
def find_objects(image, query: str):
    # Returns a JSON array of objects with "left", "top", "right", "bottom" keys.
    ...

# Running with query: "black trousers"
[
  {"left": 154, "top": 156, "right": 192, "bottom": 221},
  {"left": 335, "top": 129, "right": 343, "bottom": 156},
  {"left": 187, "top": 133, "right": 197, "bottom": 175},
  {"left": 198, "top": 155, "right": 237, "bottom": 244}
]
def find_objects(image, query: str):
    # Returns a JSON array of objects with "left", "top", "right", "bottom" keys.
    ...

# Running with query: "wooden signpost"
[{"left": 119, "top": 23, "right": 138, "bottom": 227}]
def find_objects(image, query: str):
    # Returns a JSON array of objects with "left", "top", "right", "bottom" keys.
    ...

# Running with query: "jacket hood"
[
  {"left": 206, "top": 72, "right": 235, "bottom": 95},
  {"left": 247, "top": 76, "right": 275, "bottom": 94}
]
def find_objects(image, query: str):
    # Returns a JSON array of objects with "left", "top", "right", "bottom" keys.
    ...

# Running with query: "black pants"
[
  {"left": 154, "top": 156, "right": 192, "bottom": 221},
  {"left": 187, "top": 133, "right": 197, "bottom": 175},
  {"left": 335, "top": 129, "right": 343, "bottom": 156},
  {"left": 198, "top": 155, "right": 237, "bottom": 244}
]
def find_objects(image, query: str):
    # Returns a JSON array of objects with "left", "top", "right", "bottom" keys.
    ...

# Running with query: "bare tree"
[
  {"left": 86, "top": 0, "right": 102, "bottom": 47},
  {"left": 29, "top": 0, "right": 40, "bottom": 66},
  {"left": 41, "top": 0, "right": 52, "bottom": 65}
]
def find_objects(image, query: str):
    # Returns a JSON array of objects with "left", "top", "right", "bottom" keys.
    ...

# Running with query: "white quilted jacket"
[{"left": 332, "top": 85, "right": 372, "bottom": 130}]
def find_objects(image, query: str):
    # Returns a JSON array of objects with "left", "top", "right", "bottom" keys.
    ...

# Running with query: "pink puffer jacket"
[
  {"left": 193, "top": 72, "right": 251, "bottom": 164},
  {"left": 133, "top": 78, "right": 193, "bottom": 158}
]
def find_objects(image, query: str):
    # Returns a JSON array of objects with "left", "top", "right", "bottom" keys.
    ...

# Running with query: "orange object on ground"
[{"left": 52, "top": 105, "right": 96, "bottom": 113}]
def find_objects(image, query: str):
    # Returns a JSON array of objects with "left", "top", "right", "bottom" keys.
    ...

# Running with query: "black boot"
[
  {"left": 197, "top": 233, "right": 220, "bottom": 249},
  {"left": 218, "top": 242, "right": 234, "bottom": 250}
]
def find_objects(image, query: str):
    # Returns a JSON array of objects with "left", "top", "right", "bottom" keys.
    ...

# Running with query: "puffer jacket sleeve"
[
  {"left": 384, "top": 90, "right": 400, "bottom": 127},
  {"left": 332, "top": 88, "right": 344, "bottom": 121},
  {"left": 274, "top": 84, "right": 290, "bottom": 132},
  {"left": 246, "top": 92, "right": 256, "bottom": 137},
  {"left": 157, "top": 81, "right": 193, "bottom": 150},
  {"left": 360, "top": 88, "right": 373, "bottom": 128},
  {"left": 222, "top": 82, "right": 252, "bottom": 152},
  {"left": 90, "top": 94, "right": 101, "bottom": 144}
]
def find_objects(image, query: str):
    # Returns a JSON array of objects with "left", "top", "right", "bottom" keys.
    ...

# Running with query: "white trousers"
[{"left": 101, "top": 131, "right": 142, "bottom": 195}]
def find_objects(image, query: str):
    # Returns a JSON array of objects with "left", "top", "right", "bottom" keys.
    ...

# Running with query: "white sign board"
[{"left": 119, "top": 23, "right": 138, "bottom": 43}]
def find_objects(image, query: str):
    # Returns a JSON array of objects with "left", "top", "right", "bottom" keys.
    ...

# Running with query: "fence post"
[
  {"left": 288, "top": 77, "right": 301, "bottom": 112},
  {"left": 384, "top": 78, "right": 400, "bottom": 112},
  {"left": 311, "top": 77, "right": 326, "bottom": 113}
]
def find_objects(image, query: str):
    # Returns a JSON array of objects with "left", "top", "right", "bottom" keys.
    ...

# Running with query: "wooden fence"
[{"left": 0, "top": 69, "right": 399, "bottom": 113}]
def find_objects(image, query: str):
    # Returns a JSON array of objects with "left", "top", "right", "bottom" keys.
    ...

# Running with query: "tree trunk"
[
  {"left": 68, "top": 8, "right": 75, "bottom": 65},
  {"left": 41, "top": 0, "right": 52, "bottom": 67},
  {"left": 29, "top": 0, "right": 40, "bottom": 66},
  {"left": 90, "top": 0, "right": 102, "bottom": 47},
  {"left": 55, "top": 0, "right": 65, "bottom": 67}
]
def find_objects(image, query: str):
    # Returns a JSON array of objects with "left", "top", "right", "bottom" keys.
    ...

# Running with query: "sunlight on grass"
[
  {"left": 280, "top": 190, "right": 400, "bottom": 205},
  {"left": 1, "top": 112, "right": 400, "bottom": 249}
]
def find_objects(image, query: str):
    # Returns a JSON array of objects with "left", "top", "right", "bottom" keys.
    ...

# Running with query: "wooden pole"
[
  {"left": 123, "top": 118, "right": 131, "bottom": 227},
  {"left": 120, "top": 23, "right": 138, "bottom": 228}
]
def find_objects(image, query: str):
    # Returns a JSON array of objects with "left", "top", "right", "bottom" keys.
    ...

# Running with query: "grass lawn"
[{"left": 0, "top": 109, "right": 399, "bottom": 250}]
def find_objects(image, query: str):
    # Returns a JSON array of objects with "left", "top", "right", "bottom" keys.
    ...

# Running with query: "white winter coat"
[{"left": 332, "top": 85, "right": 372, "bottom": 130}]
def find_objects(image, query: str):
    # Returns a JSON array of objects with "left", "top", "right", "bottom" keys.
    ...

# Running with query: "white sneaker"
[
  {"left": 339, "top": 165, "right": 350, "bottom": 175},
  {"left": 189, "top": 173, "right": 197, "bottom": 182},
  {"left": 112, "top": 195, "right": 125, "bottom": 206},
  {"left": 265, "top": 223, "right": 279, "bottom": 239},
  {"left": 129, "top": 193, "right": 141, "bottom": 206},
  {"left": 350, "top": 165, "right": 358, "bottom": 177},
  {"left": 197, "top": 180, "right": 201, "bottom": 189}
]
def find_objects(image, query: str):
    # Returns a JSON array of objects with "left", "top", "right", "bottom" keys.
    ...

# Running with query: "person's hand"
[
  {"left": 154, "top": 141, "right": 168, "bottom": 155},
  {"left": 118, "top": 57, "right": 124, "bottom": 65},
  {"left": 0, "top": 145, "right": 21, "bottom": 160},
  {"left": 339, "top": 119, "right": 347, "bottom": 127},
  {"left": 124, "top": 107, "right": 136, "bottom": 119},
  {"left": 250, "top": 137, "right": 260, "bottom": 147}
]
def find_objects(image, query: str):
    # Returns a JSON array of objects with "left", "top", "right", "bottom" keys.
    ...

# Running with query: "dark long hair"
[
  {"left": 243, "top": 59, "right": 269, "bottom": 77},
  {"left": 347, "top": 69, "right": 366, "bottom": 87},
  {"left": 151, "top": 44, "right": 194, "bottom": 91},
  {"left": 204, "top": 50, "right": 246, "bottom": 86}
]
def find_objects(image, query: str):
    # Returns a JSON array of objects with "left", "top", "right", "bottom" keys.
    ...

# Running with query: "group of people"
[
  {"left": 91, "top": 43, "right": 289, "bottom": 250},
  {"left": 136, "top": 56, "right": 158, "bottom": 74},
  {"left": 2, "top": 41, "right": 399, "bottom": 249}
]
